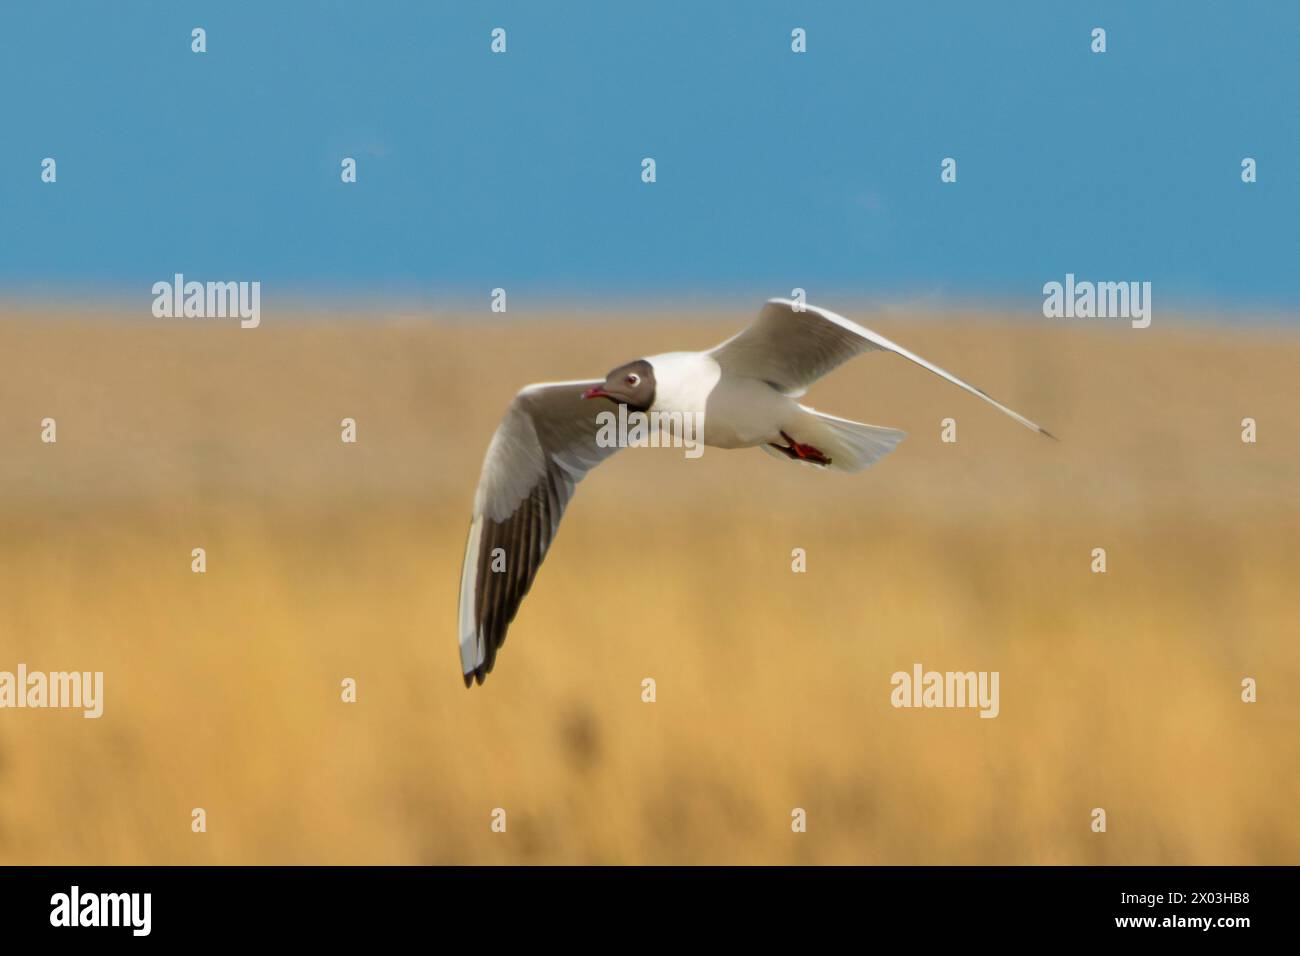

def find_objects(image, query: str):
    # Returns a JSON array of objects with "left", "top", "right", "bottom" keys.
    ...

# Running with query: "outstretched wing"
[
  {"left": 711, "top": 298, "right": 1055, "bottom": 438},
  {"left": 458, "top": 380, "right": 621, "bottom": 686}
]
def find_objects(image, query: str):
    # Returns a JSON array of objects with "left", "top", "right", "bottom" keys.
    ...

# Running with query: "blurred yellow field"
[{"left": 1, "top": 307, "right": 1297, "bottom": 864}]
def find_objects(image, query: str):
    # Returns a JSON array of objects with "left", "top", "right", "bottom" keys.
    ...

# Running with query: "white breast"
[
  {"left": 645, "top": 351, "right": 722, "bottom": 416},
  {"left": 646, "top": 351, "right": 794, "bottom": 449}
]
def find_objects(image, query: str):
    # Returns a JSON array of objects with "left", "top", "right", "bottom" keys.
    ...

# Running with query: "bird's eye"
[{"left": 625, "top": 374, "right": 640, "bottom": 386}]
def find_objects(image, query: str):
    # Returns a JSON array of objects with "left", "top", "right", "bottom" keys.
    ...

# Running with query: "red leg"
[{"left": 773, "top": 430, "right": 832, "bottom": 466}]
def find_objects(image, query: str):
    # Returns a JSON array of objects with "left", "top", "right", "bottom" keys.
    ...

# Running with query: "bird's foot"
[{"left": 770, "top": 431, "right": 832, "bottom": 466}]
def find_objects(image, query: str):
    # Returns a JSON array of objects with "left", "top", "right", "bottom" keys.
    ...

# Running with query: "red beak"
[{"left": 582, "top": 386, "right": 611, "bottom": 400}]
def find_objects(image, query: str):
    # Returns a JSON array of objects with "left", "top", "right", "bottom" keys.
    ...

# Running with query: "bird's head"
[{"left": 582, "top": 359, "right": 656, "bottom": 413}]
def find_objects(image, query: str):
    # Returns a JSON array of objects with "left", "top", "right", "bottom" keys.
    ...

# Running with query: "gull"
[{"left": 458, "top": 298, "right": 1054, "bottom": 686}]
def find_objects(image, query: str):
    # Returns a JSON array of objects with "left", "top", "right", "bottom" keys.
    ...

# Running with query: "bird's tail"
[{"left": 784, "top": 407, "right": 907, "bottom": 474}]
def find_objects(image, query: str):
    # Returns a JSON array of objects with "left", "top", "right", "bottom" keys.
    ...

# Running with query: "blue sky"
[{"left": 1, "top": 1, "right": 1296, "bottom": 310}]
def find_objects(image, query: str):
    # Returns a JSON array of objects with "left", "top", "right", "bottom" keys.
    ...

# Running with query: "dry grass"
[{"left": 0, "top": 305, "right": 1297, "bottom": 864}]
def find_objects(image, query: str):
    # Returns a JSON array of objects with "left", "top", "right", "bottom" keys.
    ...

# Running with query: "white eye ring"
[{"left": 626, "top": 373, "right": 640, "bottom": 386}]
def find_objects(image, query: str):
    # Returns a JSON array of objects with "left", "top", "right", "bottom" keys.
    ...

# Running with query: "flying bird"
[{"left": 458, "top": 299, "right": 1054, "bottom": 686}]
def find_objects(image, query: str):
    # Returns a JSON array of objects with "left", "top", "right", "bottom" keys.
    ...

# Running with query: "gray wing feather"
[
  {"left": 458, "top": 380, "right": 621, "bottom": 686},
  {"left": 711, "top": 299, "right": 1055, "bottom": 438}
]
